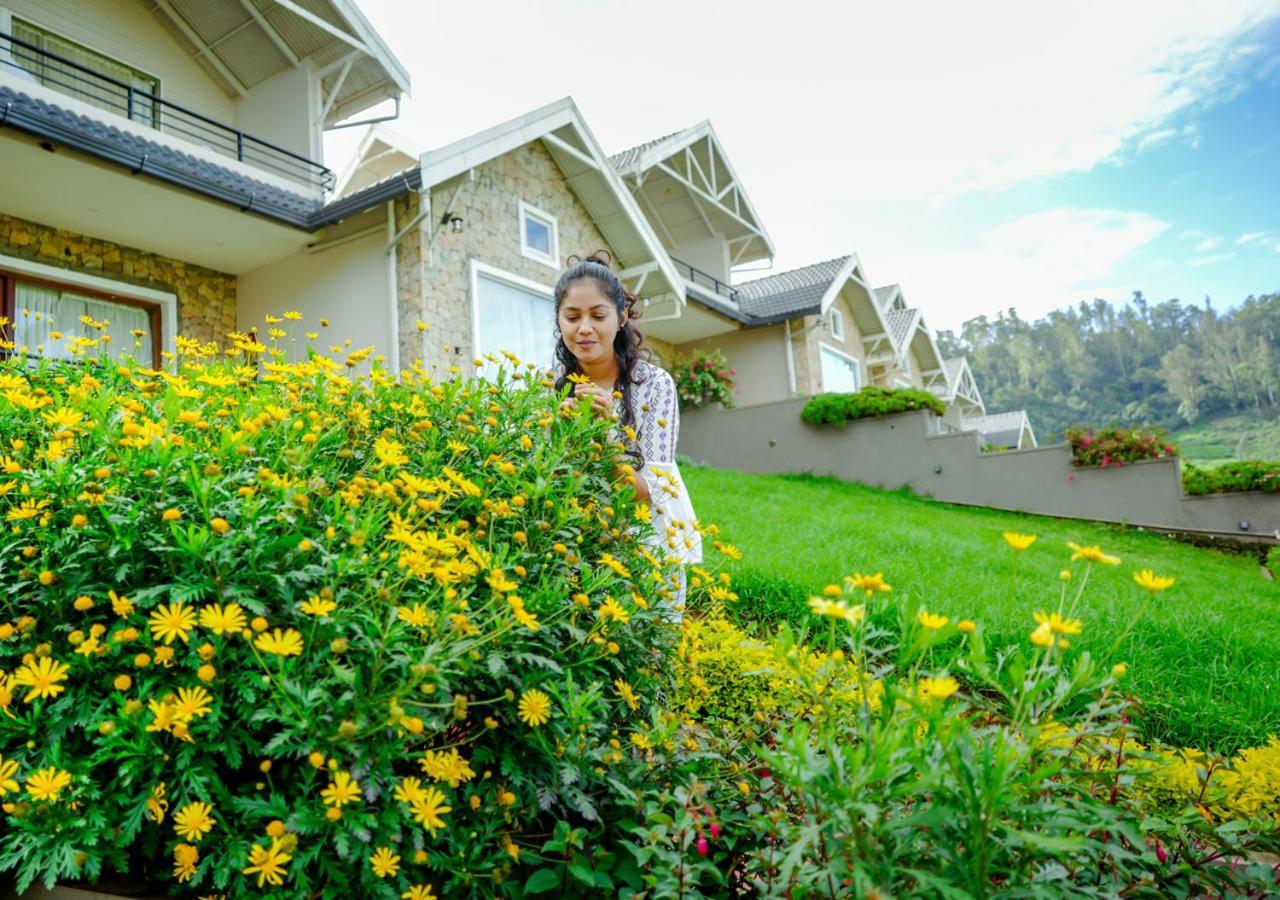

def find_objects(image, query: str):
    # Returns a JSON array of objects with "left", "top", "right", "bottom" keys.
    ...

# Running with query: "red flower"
[
  {"left": 696, "top": 836, "right": 709, "bottom": 857},
  {"left": 709, "top": 822, "right": 722, "bottom": 839}
]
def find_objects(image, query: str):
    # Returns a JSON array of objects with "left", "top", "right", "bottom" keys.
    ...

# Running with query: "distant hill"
[
  {"left": 1170, "top": 412, "right": 1280, "bottom": 465},
  {"left": 938, "top": 291, "right": 1280, "bottom": 444}
]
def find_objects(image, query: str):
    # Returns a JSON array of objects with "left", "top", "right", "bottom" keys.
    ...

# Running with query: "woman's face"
[{"left": 558, "top": 280, "right": 621, "bottom": 367}]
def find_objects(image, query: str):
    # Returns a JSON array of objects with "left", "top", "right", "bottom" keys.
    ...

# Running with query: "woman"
[{"left": 552, "top": 251, "right": 702, "bottom": 615}]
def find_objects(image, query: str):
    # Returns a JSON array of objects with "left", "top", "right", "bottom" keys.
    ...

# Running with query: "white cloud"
[
  {"left": 1238, "top": 231, "right": 1280, "bottom": 251},
  {"left": 1196, "top": 236, "right": 1223, "bottom": 251},
  {"left": 872, "top": 209, "right": 1170, "bottom": 330}
]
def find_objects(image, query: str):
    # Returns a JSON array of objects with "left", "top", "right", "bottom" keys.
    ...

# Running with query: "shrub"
[
  {"left": 1064, "top": 424, "right": 1179, "bottom": 467},
  {"left": 800, "top": 386, "right": 945, "bottom": 427},
  {"left": 671, "top": 349, "right": 735, "bottom": 410},
  {"left": 1182, "top": 460, "right": 1280, "bottom": 495},
  {"left": 0, "top": 330, "right": 697, "bottom": 897}
]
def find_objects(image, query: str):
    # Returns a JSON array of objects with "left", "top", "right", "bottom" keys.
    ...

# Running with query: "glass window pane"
[
  {"left": 13, "top": 282, "right": 153, "bottom": 363},
  {"left": 524, "top": 216, "right": 552, "bottom": 256},
  {"left": 475, "top": 274, "right": 554, "bottom": 378},
  {"left": 820, "top": 347, "right": 859, "bottom": 393}
]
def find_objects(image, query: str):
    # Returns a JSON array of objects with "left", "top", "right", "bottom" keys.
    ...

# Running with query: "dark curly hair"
[{"left": 552, "top": 250, "right": 648, "bottom": 434}]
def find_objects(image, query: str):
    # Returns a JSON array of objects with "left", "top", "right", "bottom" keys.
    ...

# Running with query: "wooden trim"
[{"left": 0, "top": 267, "right": 164, "bottom": 369}]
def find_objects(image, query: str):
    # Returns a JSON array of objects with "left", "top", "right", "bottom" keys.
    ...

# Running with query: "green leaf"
[{"left": 522, "top": 869, "right": 560, "bottom": 894}]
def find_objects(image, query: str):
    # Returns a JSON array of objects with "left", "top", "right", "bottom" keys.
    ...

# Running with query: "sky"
[{"left": 328, "top": 0, "right": 1280, "bottom": 332}]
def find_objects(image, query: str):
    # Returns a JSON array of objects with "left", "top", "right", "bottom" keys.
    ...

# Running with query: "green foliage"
[
  {"left": 1064, "top": 424, "right": 1179, "bottom": 467},
  {"left": 1182, "top": 460, "right": 1280, "bottom": 495},
  {"left": 671, "top": 349, "right": 735, "bottom": 410},
  {"left": 684, "top": 466, "right": 1280, "bottom": 753},
  {"left": 1172, "top": 413, "right": 1280, "bottom": 465},
  {"left": 0, "top": 339, "right": 689, "bottom": 897},
  {"left": 800, "top": 386, "right": 945, "bottom": 426},
  {"left": 939, "top": 292, "right": 1280, "bottom": 439}
]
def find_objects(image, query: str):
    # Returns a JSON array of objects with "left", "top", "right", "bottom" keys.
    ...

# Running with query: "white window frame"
[
  {"left": 819, "top": 342, "right": 861, "bottom": 393},
  {"left": 518, "top": 201, "right": 559, "bottom": 269},
  {"left": 468, "top": 258, "right": 555, "bottom": 363},
  {"left": 829, "top": 306, "right": 845, "bottom": 341},
  {"left": 0, "top": 252, "right": 177, "bottom": 358}
]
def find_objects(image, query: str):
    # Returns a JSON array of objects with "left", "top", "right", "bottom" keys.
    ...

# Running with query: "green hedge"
[
  {"left": 801, "top": 386, "right": 945, "bottom": 426},
  {"left": 1182, "top": 460, "right": 1280, "bottom": 495}
]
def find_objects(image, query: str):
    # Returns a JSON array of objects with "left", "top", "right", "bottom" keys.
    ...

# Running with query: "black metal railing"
[
  {"left": 671, "top": 256, "right": 738, "bottom": 303},
  {"left": 1, "top": 31, "right": 332, "bottom": 192}
]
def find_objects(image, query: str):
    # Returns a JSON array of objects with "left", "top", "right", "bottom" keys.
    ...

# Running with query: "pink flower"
[
  {"left": 696, "top": 836, "right": 709, "bottom": 857},
  {"left": 709, "top": 822, "right": 722, "bottom": 839},
  {"left": 1155, "top": 841, "right": 1168, "bottom": 864},
  {"left": 729, "top": 370, "right": 736, "bottom": 376}
]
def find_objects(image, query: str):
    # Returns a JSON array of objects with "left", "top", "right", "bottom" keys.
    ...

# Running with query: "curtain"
[
  {"left": 475, "top": 274, "right": 555, "bottom": 379},
  {"left": 14, "top": 282, "right": 153, "bottom": 364}
]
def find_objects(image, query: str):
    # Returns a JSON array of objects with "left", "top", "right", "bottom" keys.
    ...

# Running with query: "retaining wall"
[{"left": 679, "top": 400, "right": 1280, "bottom": 543}]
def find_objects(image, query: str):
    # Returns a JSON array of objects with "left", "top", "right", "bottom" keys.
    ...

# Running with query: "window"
[
  {"left": 9, "top": 18, "right": 161, "bottom": 127},
  {"left": 472, "top": 264, "right": 555, "bottom": 378},
  {"left": 829, "top": 307, "right": 845, "bottom": 341},
  {"left": 519, "top": 201, "right": 559, "bottom": 268},
  {"left": 2, "top": 270, "right": 162, "bottom": 368},
  {"left": 820, "top": 344, "right": 860, "bottom": 394}
]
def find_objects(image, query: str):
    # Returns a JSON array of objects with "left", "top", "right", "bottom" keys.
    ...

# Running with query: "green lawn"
[{"left": 684, "top": 466, "right": 1280, "bottom": 754}]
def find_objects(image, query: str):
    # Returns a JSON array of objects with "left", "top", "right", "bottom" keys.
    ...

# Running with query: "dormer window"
[
  {"left": 519, "top": 201, "right": 559, "bottom": 268},
  {"left": 829, "top": 307, "right": 845, "bottom": 341}
]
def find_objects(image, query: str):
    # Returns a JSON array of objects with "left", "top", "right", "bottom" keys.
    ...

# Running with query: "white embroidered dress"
[{"left": 614, "top": 360, "right": 703, "bottom": 566}]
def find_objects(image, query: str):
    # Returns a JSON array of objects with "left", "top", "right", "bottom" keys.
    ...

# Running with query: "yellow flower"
[
  {"left": 146, "top": 783, "right": 168, "bottom": 823},
  {"left": 845, "top": 572, "right": 892, "bottom": 596},
  {"left": 25, "top": 766, "right": 72, "bottom": 802},
  {"left": 1068, "top": 542, "right": 1121, "bottom": 565},
  {"left": 614, "top": 679, "right": 640, "bottom": 711},
  {"left": 1133, "top": 569, "right": 1175, "bottom": 593},
  {"left": 1033, "top": 611, "right": 1083, "bottom": 635},
  {"left": 300, "top": 596, "right": 336, "bottom": 617},
  {"left": 409, "top": 786, "right": 451, "bottom": 836},
  {"left": 0, "top": 755, "right": 20, "bottom": 795},
  {"left": 174, "top": 686, "right": 213, "bottom": 721},
  {"left": 242, "top": 838, "right": 292, "bottom": 887},
  {"left": 1002, "top": 532, "right": 1037, "bottom": 552},
  {"left": 919, "top": 676, "right": 959, "bottom": 700},
  {"left": 13, "top": 657, "right": 69, "bottom": 702},
  {"left": 173, "top": 800, "right": 216, "bottom": 842},
  {"left": 254, "top": 628, "right": 304, "bottom": 657},
  {"left": 370, "top": 847, "right": 401, "bottom": 878},
  {"left": 808, "top": 596, "right": 865, "bottom": 624},
  {"left": 956, "top": 619, "right": 976, "bottom": 634},
  {"left": 109, "top": 590, "right": 134, "bottom": 617},
  {"left": 210, "top": 517, "right": 231, "bottom": 534},
  {"left": 162, "top": 508, "right": 182, "bottom": 522},
  {"left": 197, "top": 664, "right": 216, "bottom": 683},
  {"left": 320, "top": 771, "right": 360, "bottom": 807},
  {"left": 507, "top": 595, "right": 540, "bottom": 631},
  {"left": 172, "top": 842, "right": 199, "bottom": 883},
  {"left": 566, "top": 372, "right": 591, "bottom": 384},
  {"left": 1059, "top": 569, "right": 1073, "bottom": 582},
  {"left": 1112, "top": 662, "right": 1128, "bottom": 678},
  {"left": 397, "top": 604, "right": 433, "bottom": 627},
  {"left": 517, "top": 689, "right": 552, "bottom": 727},
  {"left": 1030, "top": 621, "right": 1055, "bottom": 648},
  {"left": 916, "top": 609, "right": 949, "bottom": 630},
  {"left": 198, "top": 602, "right": 246, "bottom": 636},
  {"left": 113, "top": 674, "right": 132, "bottom": 691},
  {"left": 150, "top": 602, "right": 197, "bottom": 645},
  {"left": 420, "top": 748, "right": 475, "bottom": 788},
  {"left": 597, "top": 596, "right": 630, "bottom": 624},
  {"left": 394, "top": 776, "right": 428, "bottom": 806},
  {"left": 374, "top": 437, "right": 409, "bottom": 468}
]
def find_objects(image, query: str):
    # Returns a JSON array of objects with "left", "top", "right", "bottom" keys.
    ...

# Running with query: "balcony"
[
  {"left": 0, "top": 30, "right": 332, "bottom": 192},
  {"left": 671, "top": 256, "right": 739, "bottom": 304}
]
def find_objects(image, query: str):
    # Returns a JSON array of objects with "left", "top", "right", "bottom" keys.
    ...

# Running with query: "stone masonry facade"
[
  {"left": 0, "top": 212, "right": 236, "bottom": 345},
  {"left": 396, "top": 140, "right": 640, "bottom": 374}
]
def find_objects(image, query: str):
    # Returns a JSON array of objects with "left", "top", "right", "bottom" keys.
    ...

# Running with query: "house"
[
  {"left": 962, "top": 410, "right": 1038, "bottom": 450},
  {"left": 0, "top": 0, "right": 411, "bottom": 366}
]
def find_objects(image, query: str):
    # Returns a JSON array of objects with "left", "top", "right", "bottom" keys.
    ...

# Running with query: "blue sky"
[{"left": 331, "top": 0, "right": 1280, "bottom": 331}]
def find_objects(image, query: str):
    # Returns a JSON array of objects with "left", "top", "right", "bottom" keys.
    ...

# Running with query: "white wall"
[
  {"left": 673, "top": 234, "right": 730, "bottom": 283},
  {"left": 234, "top": 64, "right": 320, "bottom": 164},
  {"left": 238, "top": 228, "right": 394, "bottom": 371},
  {"left": 2, "top": 0, "right": 236, "bottom": 120}
]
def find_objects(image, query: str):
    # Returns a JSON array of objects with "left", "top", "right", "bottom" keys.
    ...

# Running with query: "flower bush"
[
  {"left": 671, "top": 349, "right": 735, "bottom": 410},
  {"left": 1064, "top": 424, "right": 1179, "bottom": 467},
  {"left": 1182, "top": 460, "right": 1280, "bottom": 495},
  {"left": 0, "top": 326, "right": 718, "bottom": 897},
  {"left": 800, "top": 386, "right": 945, "bottom": 427}
]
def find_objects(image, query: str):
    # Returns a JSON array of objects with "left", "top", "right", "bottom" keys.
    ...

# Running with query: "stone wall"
[
  {"left": 0, "top": 212, "right": 235, "bottom": 344},
  {"left": 396, "top": 141, "right": 618, "bottom": 373},
  {"left": 681, "top": 401, "right": 1280, "bottom": 544}
]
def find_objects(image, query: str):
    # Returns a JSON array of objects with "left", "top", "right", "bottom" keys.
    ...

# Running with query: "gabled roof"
[
  {"left": 875, "top": 284, "right": 907, "bottom": 311},
  {"left": 734, "top": 256, "right": 851, "bottom": 322},
  {"left": 609, "top": 120, "right": 775, "bottom": 267},
  {"left": 941, "top": 355, "right": 985, "bottom": 414},
  {"left": 333, "top": 124, "right": 420, "bottom": 197},
  {"left": 149, "top": 0, "right": 409, "bottom": 126},
  {"left": 883, "top": 307, "right": 920, "bottom": 351},
  {"left": 418, "top": 97, "right": 683, "bottom": 306},
  {"left": 963, "top": 410, "right": 1037, "bottom": 449}
]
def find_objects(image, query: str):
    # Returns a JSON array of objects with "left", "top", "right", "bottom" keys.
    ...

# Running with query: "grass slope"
[
  {"left": 684, "top": 466, "right": 1280, "bottom": 754},
  {"left": 1172, "top": 413, "right": 1280, "bottom": 465}
]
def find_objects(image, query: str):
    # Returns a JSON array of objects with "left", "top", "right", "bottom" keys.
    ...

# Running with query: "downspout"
[
  {"left": 784, "top": 319, "right": 797, "bottom": 397},
  {"left": 384, "top": 200, "right": 400, "bottom": 374}
]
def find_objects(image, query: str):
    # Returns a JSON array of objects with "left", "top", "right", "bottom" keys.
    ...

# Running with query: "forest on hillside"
[{"left": 936, "top": 292, "right": 1280, "bottom": 442}]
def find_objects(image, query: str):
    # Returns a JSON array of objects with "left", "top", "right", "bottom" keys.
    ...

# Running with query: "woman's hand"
[{"left": 569, "top": 382, "right": 617, "bottom": 419}]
